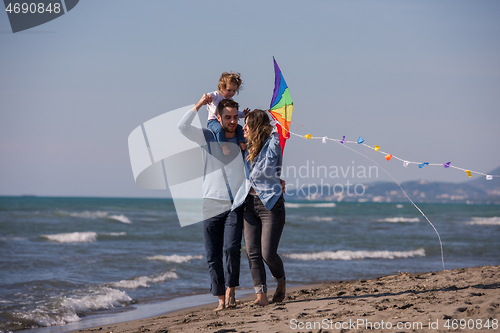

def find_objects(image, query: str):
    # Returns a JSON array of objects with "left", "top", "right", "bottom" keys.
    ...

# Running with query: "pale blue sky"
[{"left": 1, "top": 0, "right": 499, "bottom": 197}]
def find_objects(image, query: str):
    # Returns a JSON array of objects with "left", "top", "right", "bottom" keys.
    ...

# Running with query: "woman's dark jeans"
[{"left": 243, "top": 194, "right": 286, "bottom": 294}]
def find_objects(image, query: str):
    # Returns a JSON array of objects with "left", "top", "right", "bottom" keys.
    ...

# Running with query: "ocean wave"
[
  {"left": 285, "top": 202, "right": 336, "bottom": 208},
  {"left": 0, "top": 236, "right": 27, "bottom": 241},
  {"left": 105, "top": 232, "right": 127, "bottom": 236},
  {"left": 109, "top": 272, "right": 178, "bottom": 289},
  {"left": 108, "top": 214, "right": 132, "bottom": 224},
  {"left": 467, "top": 217, "right": 500, "bottom": 225},
  {"left": 58, "top": 210, "right": 108, "bottom": 219},
  {"left": 377, "top": 217, "right": 420, "bottom": 223},
  {"left": 284, "top": 248, "right": 425, "bottom": 261},
  {"left": 56, "top": 210, "right": 132, "bottom": 223},
  {"left": 41, "top": 232, "right": 97, "bottom": 243},
  {"left": 13, "top": 307, "right": 81, "bottom": 328},
  {"left": 61, "top": 287, "right": 132, "bottom": 316},
  {"left": 308, "top": 216, "right": 334, "bottom": 222},
  {"left": 147, "top": 254, "right": 204, "bottom": 263},
  {"left": 12, "top": 287, "right": 131, "bottom": 328}
]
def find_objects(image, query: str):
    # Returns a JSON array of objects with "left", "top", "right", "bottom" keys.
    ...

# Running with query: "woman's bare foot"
[
  {"left": 272, "top": 282, "right": 286, "bottom": 303},
  {"left": 225, "top": 287, "right": 236, "bottom": 308},
  {"left": 253, "top": 292, "right": 269, "bottom": 306}
]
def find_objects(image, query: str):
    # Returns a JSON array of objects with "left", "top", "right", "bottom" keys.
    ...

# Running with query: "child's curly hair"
[
  {"left": 218, "top": 72, "right": 243, "bottom": 94},
  {"left": 245, "top": 109, "right": 274, "bottom": 164}
]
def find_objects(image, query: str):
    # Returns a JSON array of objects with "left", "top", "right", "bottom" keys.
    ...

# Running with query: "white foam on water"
[
  {"left": 284, "top": 248, "right": 425, "bottom": 261},
  {"left": 106, "top": 232, "right": 127, "bottom": 236},
  {"left": 110, "top": 272, "right": 178, "bottom": 289},
  {"left": 41, "top": 232, "right": 98, "bottom": 243},
  {"left": 396, "top": 204, "right": 404, "bottom": 208},
  {"left": 147, "top": 254, "right": 204, "bottom": 263},
  {"left": 308, "top": 216, "right": 334, "bottom": 222},
  {"left": 57, "top": 210, "right": 132, "bottom": 223},
  {"left": 467, "top": 217, "right": 500, "bottom": 225},
  {"left": 108, "top": 214, "right": 132, "bottom": 224},
  {"left": 62, "top": 210, "right": 109, "bottom": 219},
  {"left": 285, "top": 202, "right": 336, "bottom": 208},
  {"left": 12, "top": 287, "right": 132, "bottom": 327},
  {"left": 377, "top": 217, "right": 420, "bottom": 223},
  {"left": 14, "top": 308, "right": 81, "bottom": 327}
]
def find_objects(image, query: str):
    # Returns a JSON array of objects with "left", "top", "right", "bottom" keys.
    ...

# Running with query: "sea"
[{"left": 1, "top": 196, "right": 499, "bottom": 333}]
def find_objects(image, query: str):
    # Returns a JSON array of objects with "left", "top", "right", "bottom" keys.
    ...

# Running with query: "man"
[{"left": 177, "top": 94, "right": 245, "bottom": 311}]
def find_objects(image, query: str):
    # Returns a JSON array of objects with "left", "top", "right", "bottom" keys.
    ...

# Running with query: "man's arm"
[{"left": 177, "top": 94, "right": 213, "bottom": 145}]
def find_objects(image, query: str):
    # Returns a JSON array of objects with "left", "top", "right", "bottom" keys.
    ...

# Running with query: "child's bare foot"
[
  {"left": 222, "top": 144, "right": 231, "bottom": 156},
  {"left": 239, "top": 142, "right": 246, "bottom": 151}
]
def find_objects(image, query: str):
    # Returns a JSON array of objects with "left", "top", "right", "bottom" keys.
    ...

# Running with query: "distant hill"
[{"left": 284, "top": 166, "right": 500, "bottom": 204}]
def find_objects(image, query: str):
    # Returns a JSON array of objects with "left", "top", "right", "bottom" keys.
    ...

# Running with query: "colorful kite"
[{"left": 269, "top": 57, "right": 293, "bottom": 154}]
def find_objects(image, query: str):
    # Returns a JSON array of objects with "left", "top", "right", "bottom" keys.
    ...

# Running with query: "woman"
[{"left": 232, "top": 109, "right": 286, "bottom": 306}]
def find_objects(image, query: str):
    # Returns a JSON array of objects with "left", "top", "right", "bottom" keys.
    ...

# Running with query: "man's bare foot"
[
  {"left": 272, "top": 282, "right": 286, "bottom": 303},
  {"left": 225, "top": 287, "right": 236, "bottom": 308},
  {"left": 214, "top": 295, "right": 225, "bottom": 312},
  {"left": 239, "top": 142, "right": 246, "bottom": 151},
  {"left": 214, "top": 303, "right": 225, "bottom": 312},
  {"left": 222, "top": 144, "right": 230, "bottom": 156},
  {"left": 253, "top": 293, "right": 269, "bottom": 306}
]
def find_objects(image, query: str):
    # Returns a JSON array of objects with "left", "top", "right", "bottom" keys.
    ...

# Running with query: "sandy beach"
[{"left": 70, "top": 265, "right": 499, "bottom": 333}]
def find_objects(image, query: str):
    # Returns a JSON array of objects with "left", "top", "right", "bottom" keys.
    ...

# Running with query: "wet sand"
[{"left": 71, "top": 265, "right": 499, "bottom": 332}]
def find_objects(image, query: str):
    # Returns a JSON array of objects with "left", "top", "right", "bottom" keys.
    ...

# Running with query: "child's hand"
[
  {"left": 205, "top": 93, "right": 213, "bottom": 104},
  {"left": 222, "top": 144, "right": 231, "bottom": 156},
  {"left": 243, "top": 108, "right": 251, "bottom": 116}
]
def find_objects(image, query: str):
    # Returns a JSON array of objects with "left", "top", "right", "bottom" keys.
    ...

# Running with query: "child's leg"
[
  {"left": 207, "top": 119, "right": 227, "bottom": 144},
  {"left": 208, "top": 119, "right": 231, "bottom": 155}
]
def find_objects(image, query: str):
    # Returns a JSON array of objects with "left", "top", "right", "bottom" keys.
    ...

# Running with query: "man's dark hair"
[{"left": 217, "top": 99, "right": 239, "bottom": 117}]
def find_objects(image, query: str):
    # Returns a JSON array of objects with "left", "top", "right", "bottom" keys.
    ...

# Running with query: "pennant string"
[{"left": 285, "top": 130, "right": 499, "bottom": 178}]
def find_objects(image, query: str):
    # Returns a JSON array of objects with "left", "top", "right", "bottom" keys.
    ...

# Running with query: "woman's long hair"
[{"left": 245, "top": 109, "right": 274, "bottom": 163}]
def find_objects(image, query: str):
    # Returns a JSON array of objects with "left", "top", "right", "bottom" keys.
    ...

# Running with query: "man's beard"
[{"left": 221, "top": 122, "right": 236, "bottom": 134}]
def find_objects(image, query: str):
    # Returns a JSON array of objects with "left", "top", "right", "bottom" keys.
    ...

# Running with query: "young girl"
[{"left": 207, "top": 72, "right": 249, "bottom": 155}]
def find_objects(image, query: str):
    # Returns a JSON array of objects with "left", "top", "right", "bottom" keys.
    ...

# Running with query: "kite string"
[{"left": 285, "top": 130, "right": 446, "bottom": 271}]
